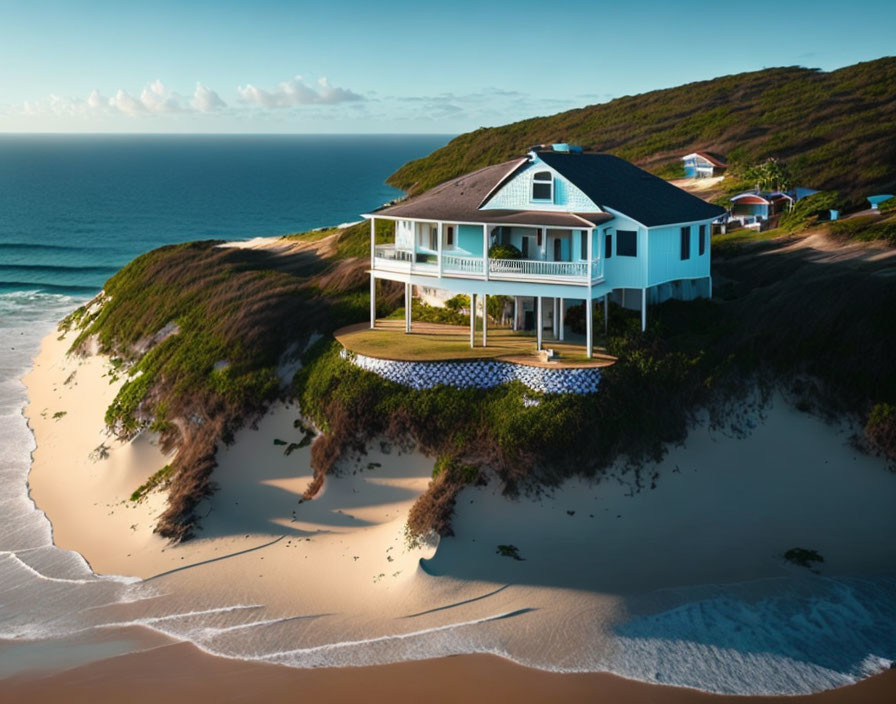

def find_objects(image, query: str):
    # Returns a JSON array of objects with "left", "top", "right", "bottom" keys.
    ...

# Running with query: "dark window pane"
[
  {"left": 521, "top": 237, "right": 529, "bottom": 258},
  {"left": 536, "top": 229, "right": 543, "bottom": 247},
  {"left": 605, "top": 232, "right": 613, "bottom": 259},
  {"left": 533, "top": 171, "right": 552, "bottom": 181},
  {"left": 699, "top": 225, "right": 706, "bottom": 255},
  {"left": 617, "top": 230, "right": 637, "bottom": 257},
  {"left": 532, "top": 182, "right": 552, "bottom": 200},
  {"left": 680, "top": 226, "right": 690, "bottom": 260},
  {"left": 581, "top": 231, "right": 587, "bottom": 259}
]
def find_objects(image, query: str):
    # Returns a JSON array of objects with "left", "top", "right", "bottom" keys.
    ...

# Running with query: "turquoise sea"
[{"left": 0, "top": 134, "right": 448, "bottom": 296}]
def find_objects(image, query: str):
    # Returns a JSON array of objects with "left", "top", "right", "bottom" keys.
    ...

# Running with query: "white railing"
[
  {"left": 442, "top": 254, "right": 484, "bottom": 275},
  {"left": 490, "top": 258, "right": 589, "bottom": 279},
  {"left": 374, "top": 245, "right": 414, "bottom": 262},
  {"left": 373, "top": 247, "right": 603, "bottom": 283}
]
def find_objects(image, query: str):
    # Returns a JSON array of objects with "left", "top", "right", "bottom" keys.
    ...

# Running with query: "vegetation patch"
[
  {"left": 496, "top": 544, "right": 524, "bottom": 560},
  {"left": 63, "top": 239, "right": 401, "bottom": 540},
  {"left": 784, "top": 547, "right": 825, "bottom": 572},
  {"left": 130, "top": 464, "right": 175, "bottom": 503},
  {"left": 388, "top": 58, "right": 896, "bottom": 208},
  {"left": 827, "top": 216, "right": 896, "bottom": 246}
]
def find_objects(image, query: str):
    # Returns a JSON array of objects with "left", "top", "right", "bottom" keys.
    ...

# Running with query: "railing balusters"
[{"left": 374, "top": 247, "right": 604, "bottom": 281}]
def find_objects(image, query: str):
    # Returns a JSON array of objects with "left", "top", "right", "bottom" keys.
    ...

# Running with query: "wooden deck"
[{"left": 335, "top": 320, "right": 616, "bottom": 369}]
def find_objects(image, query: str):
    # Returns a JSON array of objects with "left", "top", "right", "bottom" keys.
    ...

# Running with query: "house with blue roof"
[{"left": 365, "top": 146, "right": 724, "bottom": 357}]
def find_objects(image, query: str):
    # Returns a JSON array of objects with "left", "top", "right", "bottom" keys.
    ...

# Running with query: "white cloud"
[
  {"left": 237, "top": 74, "right": 363, "bottom": 108},
  {"left": 86, "top": 89, "right": 107, "bottom": 110},
  {"left": 109, "top": 88, "right": 148, "bottom": 116},
  {"left": 138, "top": 79, "right": 183, "bottom": 113},
  {"left": 191, "top": 82, "right": 226, "bottom": 112},
  {"left": 12, "top": 79, "right": 230, "bottom": 121}
]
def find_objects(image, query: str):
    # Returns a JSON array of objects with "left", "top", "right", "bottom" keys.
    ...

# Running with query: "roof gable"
[{"left": 479, "top": 158, "right": 601, "bottom": 212}]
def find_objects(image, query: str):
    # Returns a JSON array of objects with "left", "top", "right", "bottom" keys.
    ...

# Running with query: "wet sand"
[{"left": 4, "top": 642, "right": 896, "bottom": 704}]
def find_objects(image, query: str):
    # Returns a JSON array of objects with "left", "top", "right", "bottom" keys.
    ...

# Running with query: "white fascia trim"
[{"left": 365, "top": 214, "right": 591, "bottom": 231}]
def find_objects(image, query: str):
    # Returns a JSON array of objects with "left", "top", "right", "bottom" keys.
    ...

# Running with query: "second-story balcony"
[{"left": 374, "top": 245, "right": 604, "bottom": 284}]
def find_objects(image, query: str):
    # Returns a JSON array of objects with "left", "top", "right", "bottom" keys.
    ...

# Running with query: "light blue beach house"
[
  {"left": 365, "top": 146, "right": 724, "bottom": 357},
  {"left": 681, "top": 151, "right": 727, "bottom": 179}
]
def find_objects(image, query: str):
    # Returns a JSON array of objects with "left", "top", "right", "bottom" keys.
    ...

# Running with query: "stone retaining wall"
[{"left": 340, "top": 349, "right": 600, "bottom": 395}]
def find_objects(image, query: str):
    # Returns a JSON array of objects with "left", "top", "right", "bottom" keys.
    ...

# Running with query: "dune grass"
[{"left": 388, "top": 58, "right": 896, "bottom": 208}]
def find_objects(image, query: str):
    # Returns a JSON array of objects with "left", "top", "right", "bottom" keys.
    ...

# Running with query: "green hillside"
[{"left": 388, "top": 57, "right": 896, "bottom": 206}]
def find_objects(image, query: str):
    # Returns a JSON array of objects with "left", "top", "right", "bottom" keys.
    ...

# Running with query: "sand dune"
[{"left": 20, "top": 328, "right": 896, "bottom": 695}]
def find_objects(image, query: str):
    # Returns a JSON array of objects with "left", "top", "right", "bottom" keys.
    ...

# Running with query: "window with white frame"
[{"left": 531, "top": 171, "right": 553, "bottom": 201}]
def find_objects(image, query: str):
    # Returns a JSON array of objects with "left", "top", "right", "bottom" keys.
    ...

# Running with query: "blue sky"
[{"left": 1, "top": 0, "right": 893, "bottom": 133}]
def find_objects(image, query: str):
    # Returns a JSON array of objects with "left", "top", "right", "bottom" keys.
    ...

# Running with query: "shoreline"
[
  {"left": 5, "top": 640, "right": 896, "bottom": 704},
  {"left": 13, "top": 323, "right": 896, "bottom": 698}
]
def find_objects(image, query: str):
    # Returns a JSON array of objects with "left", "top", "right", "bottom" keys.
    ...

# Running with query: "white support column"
[
  {"left": 482, "top": 224, "right": 489, "bottom": 280},
  {"left": 370, "top": 216, "right": 376, "bottom": 269},
  {"left": 603, "top": 294, "right": 608, "bottom": 334},
  {"left": 641, "top": 287, "right": 647, "bottom": 332},
  {"left": 437, "top": 222, "right": 443, "bottom": 278},
  {"left": 469, "top": 293, "right": 476, "bottom": 348},
  {"left": 586, "top": 293, "right": 593, "bottom": 359},
  {"left": 369, "top": 275, "right": 376, "bottom": 329},
  {"left": 536, "top": 297, "right": 543, "bottom": 351},
  {"left": 586, "top": 225, "right": 593, "bottom": 268},
  {"left": 586, "top": 228, "right": 594, "bottom": 356},
  {"left": 559, "top": 298, "right": 565, "bottom": 341},
  {"left": 405, "top": 283, "right": 412, "bottom": 333},
  {"left": 482, "top": 293, "right": 488, "bottom": 347},
  {"left": 512, "top": 297, "right": 519, "bottom": 331}
]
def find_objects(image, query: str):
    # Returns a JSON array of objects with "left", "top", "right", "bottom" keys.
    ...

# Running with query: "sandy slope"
[{"left": 21, "top": 326, "right": 896, "bottom": 692}]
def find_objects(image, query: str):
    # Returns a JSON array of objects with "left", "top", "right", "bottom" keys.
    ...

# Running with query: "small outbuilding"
[{"left": 681, "top": 151, "right": 727, "bottom": 179}]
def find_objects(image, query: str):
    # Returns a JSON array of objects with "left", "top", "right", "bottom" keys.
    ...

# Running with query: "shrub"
[
  {"left": 488, "top": 243, "right": 522, "bottom": 260},
  {"left": 865, "top": 403, "right": 896, "bottom": 462},
  {"left": 778, "top": 191, "right": 839, "bottom": 232}
]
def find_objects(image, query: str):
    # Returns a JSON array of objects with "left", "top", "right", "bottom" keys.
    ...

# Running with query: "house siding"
[
  {"left": 600, "top": 213, "right": 645, "bottom": 289},
  {"left": 481, "top": 158, "right": 600, "bottom": 212},
  {"left": 456, "top": 224, "right": 483, "bottom": 256},
  {"left": 647, "top": 220, "right": 712, "bottom": 287}
]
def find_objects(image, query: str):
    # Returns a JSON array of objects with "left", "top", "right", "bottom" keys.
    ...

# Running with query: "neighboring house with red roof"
[
  {"left": 728, "top": 187, "right": 819, "bottom": 229},
  {"left": 364, "top": 145, "right": 724, "bottom": 354},
  {"left": 681, "top": 151, "right": 727, "bottom": 178}
]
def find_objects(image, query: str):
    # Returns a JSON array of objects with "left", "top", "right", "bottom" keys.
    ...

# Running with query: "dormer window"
[{"left": 531, "top": 171, "right": 553, "bottom": 201}]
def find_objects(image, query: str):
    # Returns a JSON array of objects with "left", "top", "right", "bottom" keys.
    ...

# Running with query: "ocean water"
[
  {"left": 1, "top": 135, "right": 894, "bottom": 693},
  {"left": 0, "top": 134, "right": 447, "bottom": 296}
]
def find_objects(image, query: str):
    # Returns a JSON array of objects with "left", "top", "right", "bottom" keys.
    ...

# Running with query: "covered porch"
[{"left": 361, "top": 279, "right": 617, "bottom": 366}]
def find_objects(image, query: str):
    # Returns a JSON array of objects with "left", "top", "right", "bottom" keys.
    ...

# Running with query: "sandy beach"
[{"left": 14, "top": 326, "right": 896, "bottom": 699}]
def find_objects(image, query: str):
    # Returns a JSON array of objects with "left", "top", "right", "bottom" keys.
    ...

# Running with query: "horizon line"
[{"left": 0, "top": 131, "right": 458, "bottom": 137}]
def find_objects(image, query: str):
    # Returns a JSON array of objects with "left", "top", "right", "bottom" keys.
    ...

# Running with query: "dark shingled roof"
[
  {"left": 374, "top": 159, "right": 613, "bottom": 228},
  {"left": 375, "top": 151, "right": 723, "bottom": 229},
  {"left": 532, "top": 151, "right": 725, "bottom": 227}
]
